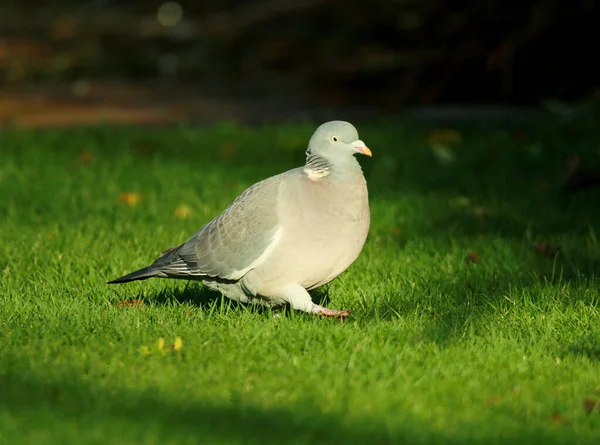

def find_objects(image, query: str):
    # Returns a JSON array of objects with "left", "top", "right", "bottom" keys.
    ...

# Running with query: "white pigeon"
[{"left": 108, "top": 121, "right": 371, "bottom": 317}]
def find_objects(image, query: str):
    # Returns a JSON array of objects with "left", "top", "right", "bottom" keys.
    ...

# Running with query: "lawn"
[{"left": 1, "top": 117, "right": 599, "bottom": 444}]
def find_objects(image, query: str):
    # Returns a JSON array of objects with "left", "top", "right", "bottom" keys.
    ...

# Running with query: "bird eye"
[{"left": 331, "top": 136, "right": 338, "bottom": 142}]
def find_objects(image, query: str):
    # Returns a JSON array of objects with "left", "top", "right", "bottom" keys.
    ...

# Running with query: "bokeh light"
[{"left": 157, "top": 2, "right": 183, "bottom": 28}]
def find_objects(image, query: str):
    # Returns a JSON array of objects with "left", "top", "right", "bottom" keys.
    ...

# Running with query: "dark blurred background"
[{"left": 1, "top": 0, "right": 598, "bottom": 126}]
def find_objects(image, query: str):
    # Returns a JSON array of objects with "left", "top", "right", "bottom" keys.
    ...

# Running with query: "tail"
[{"left": 107, "top": 266, "right": 160, "bottom": 284}]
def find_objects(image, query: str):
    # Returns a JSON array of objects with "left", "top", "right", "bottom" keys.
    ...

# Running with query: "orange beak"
[{"left": 352, "top": 140, "right": 372, "bottom": 157}]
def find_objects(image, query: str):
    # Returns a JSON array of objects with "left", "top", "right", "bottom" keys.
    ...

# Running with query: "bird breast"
[{"left": 251, "top": 171, "right": 370, "bottom": 294}]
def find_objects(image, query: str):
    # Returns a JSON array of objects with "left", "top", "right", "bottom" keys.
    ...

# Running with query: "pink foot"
[{"left": 315, "top": 305, "right": 352, "bottom": 318}]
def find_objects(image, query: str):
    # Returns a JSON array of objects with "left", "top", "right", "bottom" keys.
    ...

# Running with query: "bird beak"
[{"left": 352, "top": 140, "right": 372, "bottom": 157}]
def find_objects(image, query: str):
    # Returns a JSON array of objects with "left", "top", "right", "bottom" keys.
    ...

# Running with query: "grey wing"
[{"left": 151, "top": 174, "right": 285, "bottom": 280}]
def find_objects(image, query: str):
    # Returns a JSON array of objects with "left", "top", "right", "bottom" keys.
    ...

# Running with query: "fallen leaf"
[
  {"left": 550, "top": 413, "right": 566, "bottom": 425},
  {"left": 51, "top": 16, "right": 79, "bottom": 40},
  {"left": 173, "top": 336, "right": 183, "bottom": 351},
  {"left": 116, "top": 299, "right": 144, "bottom": 308},
  {"left": 485, "top": 396, "right": 500, "bottom": 406},
  {"left": 220, "top": 144, "right": 238, "bottom": 159},
  {"left": 72, "top": 149, "right": 93, "bottom": 166},
  {"left": 426, "top": 129, "right": 462, "bottom": 146},
  {"left": 535, "top": 241, "right": 560, "bottom": 257},
  {"left": 174, "top": 204, "right": 193, "bottom": 219},
  {"left": 466, "top": 251, "right": 481, "bottom": 264},
  {"left": 584, "top": 399, "right": 597, "bottom": 414},
  {"left": 157, "top": 337, "right": 166, "bottom": 354},
  {"left": 426, "top": 129, "right": 461, "bottom": 165},
  {"left": 139, "top": 345, "right": 151, "bottom": 357},
  {"left": 472, "top": 206, "right": 489, "bottom": 219},
  {"left": 430, "top": 144, "right": 455, "bottom": 164},
  {"left": 119, "top": 192, "right": 143, "bottom": 207}
]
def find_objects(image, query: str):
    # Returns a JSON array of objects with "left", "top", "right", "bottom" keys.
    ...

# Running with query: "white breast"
[{"left": 252, "top": 171, "right": 370, "bottom": 295}]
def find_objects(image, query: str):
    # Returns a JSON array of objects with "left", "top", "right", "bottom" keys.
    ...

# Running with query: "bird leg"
[{"left": 283, "top": 284, "right": 352, "bottom": 318}]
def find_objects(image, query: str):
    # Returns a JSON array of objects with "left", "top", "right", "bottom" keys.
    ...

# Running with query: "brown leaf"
[
  {"left": 51, "top": 16, "right": 80, "bottom": 40},
  {"left": 116, "top": 299, "right": 144, "bottom": 308},
  {"left": 535, "top": 241, "right": 560, "bottom": 257},
  {"left": 550, "top": 413, "right": 566, "bottom": 425},
  {"left": 72, "top": 149, "right": 93, "bottom": 166},
  {"left": 485, "top": 396, "right": 500, "bottom": 406},
  {"left": 466, "top": 251, "right": 481, "bottom": 264},
  {"left": 219, "top": 144, "right": 239, "bottom": 159},
  {"left": 119, "top": 192, "right": 143, "bottom": 207},
  {"left": 583, "top": 398, "right": 597, "bottom": 414},
  {"left": 426, "top": 129, "right": 462, "bottom": 146},
  {"left": 472, "top": 206, "right": 489, "bottom": 219},
  {"left": 389, "top": 227, "right": 404, "bottom": 235}
]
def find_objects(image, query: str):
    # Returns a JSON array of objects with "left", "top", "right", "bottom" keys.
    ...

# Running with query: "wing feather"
[{"left": 151, "top": 173, "right": 286, "bottom": 280}]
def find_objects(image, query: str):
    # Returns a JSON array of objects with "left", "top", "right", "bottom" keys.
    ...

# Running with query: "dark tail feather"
[{"left": 107, "top": 266, "right": 159, "bottom": 284}]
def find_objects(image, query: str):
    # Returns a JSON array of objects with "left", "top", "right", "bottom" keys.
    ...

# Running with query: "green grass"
[{"left": 1, "top": 117, "right": 600, "bottom": 444}]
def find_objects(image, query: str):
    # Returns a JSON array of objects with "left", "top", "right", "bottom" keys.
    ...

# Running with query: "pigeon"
[{"left": 108, "top": 121, "right": 371, "bottom": 317}]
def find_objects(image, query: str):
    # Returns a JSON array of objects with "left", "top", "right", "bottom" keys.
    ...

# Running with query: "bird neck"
[{"left": 303, "top": 151, "right": 361, "bottom": 180}]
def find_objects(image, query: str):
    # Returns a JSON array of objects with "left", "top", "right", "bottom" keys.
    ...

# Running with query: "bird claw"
[{"left": 316, "top": 306, "right": 352, "bottom": 318}]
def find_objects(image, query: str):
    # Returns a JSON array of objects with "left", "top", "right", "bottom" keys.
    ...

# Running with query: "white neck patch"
[{"left": 303, "top": 167, "right": 330, "bottom": 181}]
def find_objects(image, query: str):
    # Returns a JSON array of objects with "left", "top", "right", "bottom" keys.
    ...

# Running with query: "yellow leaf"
[
  {"left": 173, "top": 336, "right": 183, "bottom": 351},
  {"left": 119, "top": 192, "right": 143, "bottom": 207},
  {"left": 157, "top": 337, "right": 166, "bottom": 353},
  {"left": 139, "top": 345, "right": 151, "bottom": 357},
  {"left": 173, "top": 204, "right": 192, "bottom": 219}
]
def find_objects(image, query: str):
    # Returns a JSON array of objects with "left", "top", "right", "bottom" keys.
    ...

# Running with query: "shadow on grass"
[
  {"left": 565, "top": 335, "right": 600, "bottom": 362},
  {"left": 145, "top": 281, "right": 332, "bottom": 317},
  {"left": 356, "top": 250, "right": 600, "bottom": 346},
  {"left": 0, "top": 371, "right": 576, "bottom": 445}
]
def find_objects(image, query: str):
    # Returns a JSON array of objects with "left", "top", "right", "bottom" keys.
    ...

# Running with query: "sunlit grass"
[{"left": 1, "top": 119, "right": 600, "bottom": 444}]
